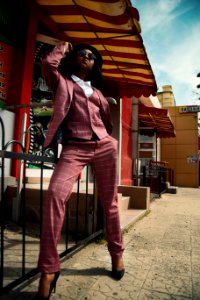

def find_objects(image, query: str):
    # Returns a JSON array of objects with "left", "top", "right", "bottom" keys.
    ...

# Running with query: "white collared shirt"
[{"left": 71, "top": 74, "right": 93, "bottom": 97}]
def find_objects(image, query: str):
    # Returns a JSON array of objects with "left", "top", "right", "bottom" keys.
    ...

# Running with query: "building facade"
[{"left": 158, "top": 86, "right": 199, "bottom": 187}]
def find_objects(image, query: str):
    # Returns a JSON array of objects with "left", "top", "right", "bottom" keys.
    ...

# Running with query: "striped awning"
[
  {"left": 139, "top": 103, "right": 176, "bottom": 138},
  {"left": 30, "top": 0, "right": 157, "bottom": 98}
]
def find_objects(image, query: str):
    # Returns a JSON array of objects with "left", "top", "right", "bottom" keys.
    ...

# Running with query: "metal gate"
[{"left": 0, "top": 116, "right": 103, "bottom": 296}]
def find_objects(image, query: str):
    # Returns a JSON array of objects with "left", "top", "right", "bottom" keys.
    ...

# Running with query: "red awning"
[
  {"left": 139, "top": 103, "right": 176, "bottom": 138},
  {"left": 29, "top": 0, "right": 158, "bottom": 98}
]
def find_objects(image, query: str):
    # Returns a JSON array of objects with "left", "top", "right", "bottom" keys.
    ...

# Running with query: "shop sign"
[
  {"left": 179, "top": 105, "right": 200, "bottom": 113},
  {"left": 140, "top": 142, "right": 154, "bottom": 149},
  {"left": 0, "top": 40, "right": 13, "bottom": 107},
  {"left": 187, "top": 155, "right": 199, "bottom": 164}
]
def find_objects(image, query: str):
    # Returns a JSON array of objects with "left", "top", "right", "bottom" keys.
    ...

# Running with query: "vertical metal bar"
[
  {"left": 40, "top": 138, "right": 45, "bottom": 235},
  {"left": 155, "top": 134, "right": 158, "bottom": 164},
  {"left": 75, "top": 176, "right": 80, "bottom": 243},
  {"left": 92, "top": 180, "right": 96, "bottom": 234},
  {"left": 0, "top": 156, "right": 5, "bottom": 289},
  {"left": 84, "top": 166, "right": 89, "bottom": 234},
  {"left": 65, "top": 201, "right": 69, "bottom": 250},
  {"left": 24, "top": 124, "right": 44, "bottom": 237},
  {"left": 39, "top": 161, "right": 44, "bottom": 237},
  {"left": 158, "top": 169, "right": 162, "bottom": 195},
  {"left": 95, "top": 180, "right": 104, "bottom": 232},
  {"left": 142, "top": 166, "right": 146, "bottom": 186},
  {"left": 13, "top": 113, "right": 27, "bottom": 222},
  {"left": 0, "top": 116, "right": 5, "bottom": 289},
  {"left": 22, "top": 160, "right": 27, "bottom": 276}
]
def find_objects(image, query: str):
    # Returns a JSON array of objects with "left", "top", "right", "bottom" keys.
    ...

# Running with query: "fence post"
[
  {"left": 142, "top": 166, "right": 146, "bottom": 186},
  {"left": 12, "top": 113, "right": 27, "bottom": 222},
  {"left": 0, "top": 115, "right": 5, "bottom": 289}
]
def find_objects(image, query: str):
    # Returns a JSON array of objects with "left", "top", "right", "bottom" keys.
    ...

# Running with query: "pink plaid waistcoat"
[{"left": 61, "top": 82, "right": 108, "bottom": 140}]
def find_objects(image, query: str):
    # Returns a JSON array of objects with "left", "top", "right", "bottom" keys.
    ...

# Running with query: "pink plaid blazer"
[{"left": 41, "top": 43, "right": 113, "bottom": 148}]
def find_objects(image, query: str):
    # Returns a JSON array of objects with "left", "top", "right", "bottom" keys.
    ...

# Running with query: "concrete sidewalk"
[{"left": 1, "top": 187, "right": 200, "bottom": 299}]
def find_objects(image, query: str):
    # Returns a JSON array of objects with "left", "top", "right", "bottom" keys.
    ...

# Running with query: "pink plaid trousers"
[{"left": 38, "top": 136, "right": 124, "bottom": 273}]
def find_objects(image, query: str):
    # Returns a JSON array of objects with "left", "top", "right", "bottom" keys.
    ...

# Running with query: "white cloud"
[
  {"left": 135, "top": 0, "right": 185, "bottom": 33},
  {"left": 158, "top": 23, "right": 200, "bottom": 91},
  {"left": 153, "top": 51, "right": 200, "bottom": 104},
  {"left": 133, "top": 0, "right": 200, "bottom": 105}
]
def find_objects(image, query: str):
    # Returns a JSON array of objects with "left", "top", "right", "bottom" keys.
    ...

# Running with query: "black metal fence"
[
  {"left": 141, "top": 161, "right": 174, "bottom": 195},
  {"left": 0, "top": 116, "right": 103, "bottom": 296}
]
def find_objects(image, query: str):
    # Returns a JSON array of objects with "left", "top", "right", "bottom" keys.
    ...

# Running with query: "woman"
[{"left": 34, "top": 42, "right": 124, "bottom": 299}]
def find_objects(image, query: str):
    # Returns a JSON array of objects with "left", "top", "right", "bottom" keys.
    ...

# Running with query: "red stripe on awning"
[
  {"left": 139, "top": 103, "right": 176, "bottom": 138},
  {"left": 44, "top": 6, "right": 131, "bottom": 25},
  {"left": 34, "top": 0, "right": 158, "bottom": 97}
]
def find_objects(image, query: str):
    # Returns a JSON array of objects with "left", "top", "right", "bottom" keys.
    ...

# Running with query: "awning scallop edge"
[{"left": 139, "top": 103, "right": 176, "bottom": 138}]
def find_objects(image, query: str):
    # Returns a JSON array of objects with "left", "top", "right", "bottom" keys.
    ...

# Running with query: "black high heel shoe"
[
  {"left": 49, "top": 271, "right": 60, "bottom": 295},
  {"left": 111, "top": 268, "right": 125, "bottom": 280},
  {"left": 111, "top": 257, "right": 125, "bottom": 280},
  {"left": 33, "top": 271, "right": 60, "bottom": 300}
]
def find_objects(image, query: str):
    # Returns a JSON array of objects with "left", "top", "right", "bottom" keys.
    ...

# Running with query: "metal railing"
[
  {"left": 141, "top": 161, "right": 173, "bottom": 195},
  {"left": 0, "top": 116, "right": 103, "bottom": 296}
]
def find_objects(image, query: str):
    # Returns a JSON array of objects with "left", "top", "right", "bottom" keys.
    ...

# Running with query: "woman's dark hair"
[{"left": 58, "top": 44, "right": 103, "bottom": 90}]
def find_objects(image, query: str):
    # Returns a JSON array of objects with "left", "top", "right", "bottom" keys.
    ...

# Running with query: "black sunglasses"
[{"left": 77, "top": 49, "right": 96, "bottom": 60}]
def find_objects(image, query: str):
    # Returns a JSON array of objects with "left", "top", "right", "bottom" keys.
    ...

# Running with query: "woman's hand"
[{"left": 63, "top": 42, "right": 73, "bottom": 54}]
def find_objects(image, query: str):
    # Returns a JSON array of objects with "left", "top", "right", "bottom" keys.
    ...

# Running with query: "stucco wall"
[{"left": 161, "top": 106, "right": 199, "bottom": 187}]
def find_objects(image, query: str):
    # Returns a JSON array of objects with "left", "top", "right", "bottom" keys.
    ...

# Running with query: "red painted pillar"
[
  {"left": 8, "top": 9, "right": 38, "bottom": 177},
  {"left": 121, "top": 96, "right": 133, "bottom": 185}
]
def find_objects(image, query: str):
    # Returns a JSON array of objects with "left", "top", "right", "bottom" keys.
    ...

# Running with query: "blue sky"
[{"left": 132, "top": 0, "right": 200, "bottom": 106}]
